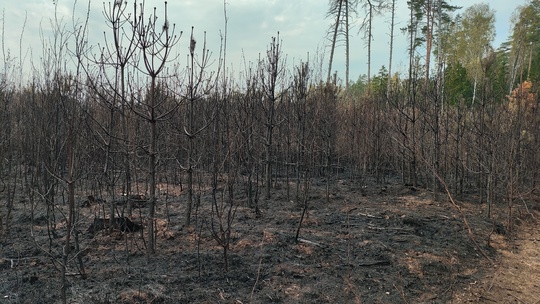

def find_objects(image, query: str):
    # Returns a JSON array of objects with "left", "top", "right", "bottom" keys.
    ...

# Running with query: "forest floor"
[{"left": 1, "top": 175, "right": 539, "bottom": 303}]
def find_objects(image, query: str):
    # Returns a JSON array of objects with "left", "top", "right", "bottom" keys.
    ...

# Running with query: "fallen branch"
[
  {"left": 358, "top": 260, "right": 391, "bottom": 266},
  {"left": 419, "top": 152, "right": 494, "bottom": 264},
  {"left": 434, "top": 171, "right": 493, "bottom": 264},
  {"left": 297, "top": 238, "right": 322, "bottom": 247},
  {"left": 366, "top": 224, "right": 414, "bottom": 232},
  {"left": 357, "top": 212, "right": 384, "bottom": 219}
]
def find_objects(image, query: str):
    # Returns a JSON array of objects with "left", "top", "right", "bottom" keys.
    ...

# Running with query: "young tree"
[
  {"left": 260, "top": 35, "right": 284, "bottom": 199},
  {"left": 0, "top": 48, "right": 18, "bottom": 238},
  {"left": 83, "top": 0, "right": 141, "bottom": 229},
  {"left": 134, "top": 1, "right": 180, "bottom": 255},
  {"left": 102, "top": 0, "right": 140, "bottom": 216},
  {"left": 234, "top": 66, "right": 263, "bottom": 212},
  {"left": 183, "top": 28, "right": 214, "bottom": 226},
  {"left": 29, "top": 4, "right": 92, "bottom": 301},
  {"left": 292, "top": 61, "right": 312, "bottom": 200}
]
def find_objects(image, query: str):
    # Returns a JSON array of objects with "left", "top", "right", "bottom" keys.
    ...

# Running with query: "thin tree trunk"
[
  {"left": 62, "top": 116, "right": 76, "bottom": 304},
  {"left": 527, "top": 42, "right": 533, "bottom": 80},
  {"left": 387, "top": 0, "right": 395, "bottom": 96},
  {"left": 432, "top": 0, "right": 444, "bottom": 201},
  {"left": 345, "top": 0, "right": 350, "bottom": 90},
  {"left": 186, "top": 47, "right": 195, "bottom": 226},
  {"left": 407, "top": 5, "right": 418, "bottom": 187},
  {"left": 472, "top": 78, "right": 477, "bottom": 105},
  {"left": 367, "top": 0, "right": 373, "bottom": 90},
  {"left": 106, "top": 107, "right": 115, "bottom": 231},
  {"left": 265, "top": 107, "right": 274, "bottom": 199},
  {"left": 424, "top": 0, "right": 432, "bottom": 87},
  {"left": 148, "top": 75, "right": 157, "bottom": 255},
  {"left": 264, "top": 36, "right": 280, "bottom": 199},
  {"left": 327, "top": 0, "right": 343, "bottom": 83}
]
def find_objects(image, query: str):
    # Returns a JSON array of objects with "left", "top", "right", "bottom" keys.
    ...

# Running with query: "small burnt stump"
[
  {"left": 80, "top": 195, "right": 106, "bottom": 208},
  {"left": 87, "top": 217, "right": 143, "bottom": 235},
  {"left": 114, "top": 194, "right": 148, "bottom": 208}
]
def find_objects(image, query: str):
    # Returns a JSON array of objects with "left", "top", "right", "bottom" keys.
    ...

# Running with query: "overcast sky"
[{"left": 0, "top": 0, "right": 530, "bottom": 84}]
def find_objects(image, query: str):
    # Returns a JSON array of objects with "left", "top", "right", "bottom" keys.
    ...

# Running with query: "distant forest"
[{"left": 0, "top": 0, "right": 538, "bottom": 295}]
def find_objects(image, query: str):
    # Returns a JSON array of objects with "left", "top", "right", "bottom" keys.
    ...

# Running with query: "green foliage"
[
  {"left": 403, "top": 0, "right": 460, "bottom": 52},
  {"left": 530, "top": 47, "right": 540, "bottom": 84},
  {"left": 444, "top": 62, "right": 473, "bottom": 106},
  {"left": 345, "top": 67, "right": 388, "bottom": 98},
  {"left": 510, "top": 0, "right": 540, "bottom": 84},
  {"left": 348, "top": 74, "right": 368, "bottom": 96},
  {"left": 512, "top": 0, "right": 540, "bottom": 44},
  {"left": 371, "top": 66, "right": 389, "bottom": 97},
  {"left": 451, "top": 3, "right": 496, "bottom": 81},
  {"left": 487, "top": 45, "right": 511, "bottom": 99}
]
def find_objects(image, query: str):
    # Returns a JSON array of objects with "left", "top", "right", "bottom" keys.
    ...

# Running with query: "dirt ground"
[
  {"left": 1, "top": 176, "right": 539, "bottom": 303},
  {"left": 452, "top": 220, "right": 540, "bottom": 304}
]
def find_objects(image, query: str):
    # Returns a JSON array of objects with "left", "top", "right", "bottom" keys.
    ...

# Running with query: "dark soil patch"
[{"left": 1, "top": 177, "right": 537, "bottom": 303}]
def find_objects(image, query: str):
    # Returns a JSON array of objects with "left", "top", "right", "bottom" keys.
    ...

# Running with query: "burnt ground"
[{"left": 1, "top": 176, "right": 539, "bottom": 303}]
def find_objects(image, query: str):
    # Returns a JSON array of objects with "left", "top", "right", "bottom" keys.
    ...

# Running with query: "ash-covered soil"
[{"left": 1, "top": 177, "right": 538, "bottom": 303}]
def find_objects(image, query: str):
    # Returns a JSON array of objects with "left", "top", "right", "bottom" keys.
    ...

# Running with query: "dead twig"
[
  {"left": 295, "top": 176, "right": 310, "bottom": 243},
  {"left": 393, "top": 272, "right": 409, "bottom": 304},
  {"left": 366, "top": 224, "right": 414, "bottom": 232},
  {"left": 250, "top": 257, "right": 263, "bottom": 304}
]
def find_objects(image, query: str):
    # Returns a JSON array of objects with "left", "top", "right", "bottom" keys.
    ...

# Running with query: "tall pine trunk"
[
  {"left": 387, "top": 0, "right": 395, "bottom": 96},
  {"left": 327, "top": 0, "right": 343, "bottom": 83}
]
